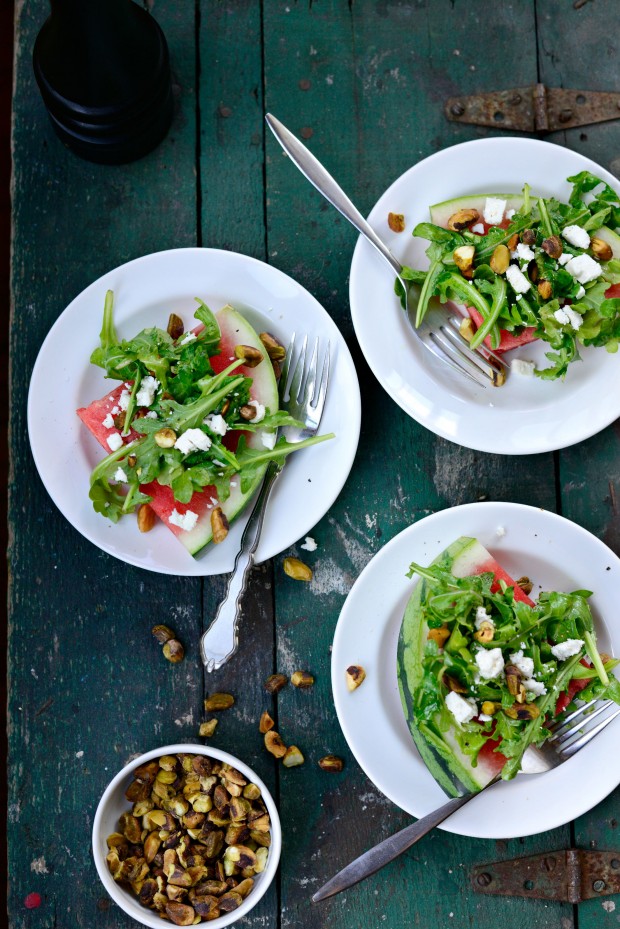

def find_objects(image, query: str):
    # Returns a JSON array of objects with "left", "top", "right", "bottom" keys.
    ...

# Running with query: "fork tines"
[
  {"left": 547, "top": 698, "right": 620, "bottom": 758},
  {"left": 282, "top": 332, "right": 330, "bottom": 412}
]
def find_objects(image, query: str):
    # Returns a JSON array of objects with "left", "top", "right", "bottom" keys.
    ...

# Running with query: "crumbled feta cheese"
[
  {"left": 554, "top": 308, "right": 570, "bottom": 325},
  {"left": 565, "top": 253, "right": 603, "bottom": 284},
  {"left": 506, "top": 208, "right": 516, "bottom": 219},
  {"left": 247, "top": 400, "right": 265, "bottom": 423},
  {"left": 474, "top": 606, "right": 494, "bottom": 630},
  {"left": 262, "top": 432, "right": 277, "bottom": 450},
  {"left": 212, "top": 460, "right": 226, "bottom": 468},
  {"left": 551, "top": 638, "right": 584, "bottom": 660},
  {"left": 300, "top": 536, "right": 318, "bottom": 552},
  {"left": 180, "top": 332, "right": 197, "bottom": 345},
  {"left": 445, "top": 691, "right": 478, "bottom": 725},
  {"left": 204, "top": 413, "right": 228, "bottom": 436},
  {"left": 575, "top": 285, "right": 585, "bottom": 299},
  {"left": 111, "top": 406, "right": 120, "bottom": 415},
  {"left": 471, "top": 223, "right": 485, "bottom": 235},
  {"left": 520, "top": 751, "right": 549, "bottom": 774},
  {"left": 558, "top": 253, "right": 572, "bottom": 266},
  {"left": 145, "top": 411, "right": 158, "bottom": 419},
  {"left": 136, "top": 375, "right": 159, "bottom": 408},
  {"left": 102, "top": 413, "right": 114, "bottom": 428},
  {"left": 562, "top": 224, "right": 591, "bottom": 249},
  {"left": 523, "top": 677, "right": 547, "bottom": 697},
  {"left": 515, "top": 243, "right": 535, "bottom": 262},
  {"left": 511, "top": 358, "right": 535, "bottom": 376},
  {"left": 475, "top": 647, "right": 505, "bottom": 679},
  {"left": 118, "top": 389, "right": 131, "bottom": 411},
  {"left": 483, "top": 197, "right": 507, "bottom": 226},
  {"left": 169, "top": 509, "right": 199, "bottom": 532},
  {"left": 506, "top": 264, "right": 531, "bottom": 294},
  {"left": 509, "top": 650, "right": 535, "bottom": 677},
  {"left": 496, "top": 525, "right": 506, "bottom": 537},
  {"left": 479, "top": 713, "right": 493, "bottom": 722},
  {"left": 174, "top": 428, "right": 212, "bottom": 455},
  {"left": 106, "top": 432, "right": 123, "bottom": 451},
  {"left": 114, "top": 467, "right": 128, "bottom": 482},
  {"left": 564, "top": 307, "right": 583, "bottom": 330}
]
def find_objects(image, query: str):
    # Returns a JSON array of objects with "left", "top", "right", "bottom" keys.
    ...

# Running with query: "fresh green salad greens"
[
  {"left": 408, "top": 560, "right": 620, "bottom": 781},
  {"left": 87, "top": 291, "right": 333, "bottom": 523},
  {"left": 398, "top": 172, "right": 620, "bottom": 379}
]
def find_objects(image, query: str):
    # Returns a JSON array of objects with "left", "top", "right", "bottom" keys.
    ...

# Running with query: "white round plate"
[
  {"left": 28, "top": 248, "right": 360, "bottom": 576},
  {"left": 332, "top": 502, "right": 620, "bottom": 839},
  {"left": 350, "top": 138, "right": 620, "bottom": 454}
]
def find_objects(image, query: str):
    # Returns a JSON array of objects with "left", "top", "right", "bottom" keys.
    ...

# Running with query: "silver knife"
[{"left": 311, "top": 784, "right": 492, "bottom": 903}]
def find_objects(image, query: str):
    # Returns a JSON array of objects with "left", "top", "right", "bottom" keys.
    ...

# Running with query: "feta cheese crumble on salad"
[{"left": 397, "top": 171, "right": 620, "bottom": 379}]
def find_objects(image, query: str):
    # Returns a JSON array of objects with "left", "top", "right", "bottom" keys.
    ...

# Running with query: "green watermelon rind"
[
  {"left": 151, "top": 304, "right": 279, "bottom": 556},
  {"left": 396, "top": 537, "right": 503, "bottom": 798}
]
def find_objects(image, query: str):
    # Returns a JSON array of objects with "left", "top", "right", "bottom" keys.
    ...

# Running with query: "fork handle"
[
  {"left": 200, "top": 461, "right": 281, "bottom": 671},
  {"left": 265, "top": 113, "right": 403, "bottom": 278},
  {"left": 312, "top": 787, "right": 487, "bottom": 904}
]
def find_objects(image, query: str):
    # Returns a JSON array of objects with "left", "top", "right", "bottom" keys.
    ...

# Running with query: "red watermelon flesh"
[
  {"left": 466, "top": 307, "right": 538, "bottom": 354},
  {"left": 77, "top": 305, "right": 279, "bottom": 555}
]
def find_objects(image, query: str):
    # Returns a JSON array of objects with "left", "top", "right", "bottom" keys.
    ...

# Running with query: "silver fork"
[
  {"left": 312, "top": 696, "right": 620, "bottom": 903},
  {"left": 265, "top": 113, "right": 507, "bottom": 389},
  {"left": 200, "top": 333, "right": 330, "bottom": 672}
]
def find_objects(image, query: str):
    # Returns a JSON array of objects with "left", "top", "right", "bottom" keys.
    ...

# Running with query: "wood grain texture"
[
  {"left": 536, "top": 2, "right": 620, "bottom": 927},
  {"left": 9, "top": 1, "right": 201, "bottom": 927}
]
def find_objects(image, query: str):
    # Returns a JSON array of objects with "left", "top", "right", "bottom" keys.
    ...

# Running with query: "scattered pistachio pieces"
[
  {"left": 264, "top": 673, "right": 288, "bottom": 694},
  {"left": 387, "top": 211, "right": 406, "bottom": 233},
  {"left": 259, "top": 332, "right": 286, "bottom": 361},
  {"left": 198, "top": 719, "right": 218, "bottom": 737},
  {"left": 106, "top": 752, "right": 270, "bottom": 923},
  {"left": 283, "top": 557, "right": 313, "bottom": 581},
  {"left": 346, "top": 664, "right": 366, "bottom": 691},
  {"left": 516, "top": 575, "right": 534, "bottom": 595},
  {"left": 152, "top": 624, "right": 175, "bottom": 645},
  {"left": 264, "top": 731, "right": 287, "bottom": 758},
  {"left": 282, "top": 746, "right": 305, "bottom": 768},
  {"left": 137, "top": 504, "right": 156, "bottom": 533},
  {"left": 234, "top": 344, "right": 263, "bottom": 367},
  {"left": 163, "top": 639, "right": 185, "bottom": 664},
  {"left": 204, "top": 693, "right": 235, "bottom": 712},
  {"left": 154, "top": 427, "right": 177, "bottom": 448},
  {"left": 318, "top": 755, "right": 344, "bottom": 772},
  {"left": 291, "top": 670, "right": 314, "bottom": 689},
  {"left": 259, "top": 711, "right": 275, "bottom": 734},
  {"left": 167, "top": 313, "right": 185, "bottom": 340},
  {"left": 211, "top": 506, "right": 229, "bottom": 544}
]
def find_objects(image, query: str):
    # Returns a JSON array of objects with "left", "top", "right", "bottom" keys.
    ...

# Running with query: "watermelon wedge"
[
  {"left": 429, "top": 193, "right": 620, "bottom": 354},
  {"left": 397, "top": 537, "right": 535, "bottom": 796},
  {"left": 77, "top": 305, "right": 278, "bottom": 556}
]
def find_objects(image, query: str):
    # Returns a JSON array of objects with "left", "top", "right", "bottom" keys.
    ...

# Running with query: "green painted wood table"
[{"left": 9, "top": 1, "right": 620, "bottom": 927}]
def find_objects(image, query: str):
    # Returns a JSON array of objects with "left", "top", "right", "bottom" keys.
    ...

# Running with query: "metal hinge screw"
[{"left": 593, "top": 880, "right": 606, "bottom": 892}]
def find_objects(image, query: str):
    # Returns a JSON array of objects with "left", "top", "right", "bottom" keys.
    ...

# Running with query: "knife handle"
[{"left": 311, "top": 788, "right": 486, "bottom": 903}]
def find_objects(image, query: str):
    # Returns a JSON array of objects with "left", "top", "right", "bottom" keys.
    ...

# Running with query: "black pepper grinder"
[{"left": 33, "top": 0, "right": 174, "bottom": 164}]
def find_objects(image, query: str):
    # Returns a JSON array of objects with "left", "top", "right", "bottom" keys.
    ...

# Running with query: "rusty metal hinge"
[
  {"left": 445, "top": 84, "right": 620, "bottom": 132},
  {"left": 471, "top": 849, "right": 620, "bottom": 903}
]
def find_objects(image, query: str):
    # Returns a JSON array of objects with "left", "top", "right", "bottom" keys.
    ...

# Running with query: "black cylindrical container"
[{"left": 33, "top": 0, "right": 174, "bottom": 164}]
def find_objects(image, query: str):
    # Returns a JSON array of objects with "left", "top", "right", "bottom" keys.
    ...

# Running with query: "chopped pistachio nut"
[
  {"left": 204, "top": 692, "right": 235, "bottom": 712},
  {"left": 152, "top": 624, "right": 176, "bottom": 644},
  {"left": 283, "top": 557, "right": 313, "bottom": 581},
  {"left": 199, "top": 719, "right": 218, "bottom": 737},
  {"left": 345, "top": 664, "right": 366, "bottom": 691},
  {"left": 282, "top": 745, "right": 305, "bottom": 767},
  {"left": 106, "top": 752, "right": 270, "bottom": 923},
  {"left": 264, "top": 730, "right": 287, "bottom": 758},
  {"left": 259, "top": 711, "right": 275, "bottom": 734},
  {"left": 318, "top": 754, "right": 344, "bottom": 772},
  {"left": 264, "top": 673, "right": 288, "bottom": 694},
  {"left": 291, "top": 670, "right": 314, "bottom": 689},
  {"left": 162, "top": 639, "right": 185, "bottom": 664}
]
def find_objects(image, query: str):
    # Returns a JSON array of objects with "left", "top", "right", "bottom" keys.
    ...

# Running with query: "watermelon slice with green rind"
[
  {"left": 77, "top": 305, "right": 278, "bottom": 556},
  {"left": 397, "top": 537, "right": 534, "bottom": 796}
]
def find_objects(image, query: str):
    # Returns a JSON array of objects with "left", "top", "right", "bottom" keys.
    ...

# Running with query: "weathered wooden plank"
[
  {"left": 197, "top": 4, "right": 279, "bottom": 927},
  {"left": 537, "top": 2, "right": 620, "bottom": 927},
  {"left": 264, "top": 2, "right": 569, "bottom": 928},
  {"left": 9, "top": 2, "right": 200, "bottom": 927}
]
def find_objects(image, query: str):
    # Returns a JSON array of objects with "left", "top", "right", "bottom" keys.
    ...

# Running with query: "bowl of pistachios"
[{"left": 92, "top": 744, "right": 281, "bottom": 928}]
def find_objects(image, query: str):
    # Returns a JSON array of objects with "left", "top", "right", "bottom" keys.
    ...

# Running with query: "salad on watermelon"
[
  {"left": 77, "top": 291, "right": 333, "bottom": 557},
  {"left": 397, "top": 537, "right": 620, "bottom": 798},
  {"left": 397, "top": 171, "right": 620, "bottom": 379}
]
